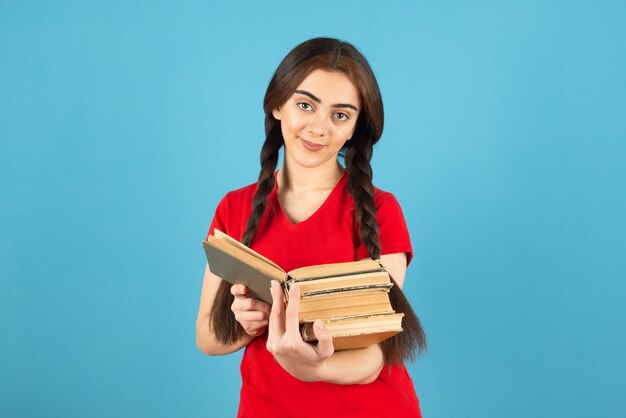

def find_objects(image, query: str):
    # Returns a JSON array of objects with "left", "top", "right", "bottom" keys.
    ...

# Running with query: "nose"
[{"left": 307, "top": 110, "right": 328, "bottom": 137}]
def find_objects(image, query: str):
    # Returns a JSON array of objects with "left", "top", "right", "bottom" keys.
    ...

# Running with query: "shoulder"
[
  {"left": 219, "top": 181, "right": 259, "bottom": 208},
  {"left": 370, "top": 186, "right": 409, "bottom": 230},
  {"left": 372, "top": 185, "right": 405, "bottom": 214},
  {"left": 208, "top": 181, "right": 258, "bottom": 240},
  {"left": 339, "top": 174, "right": 407, "bottom": 224}
]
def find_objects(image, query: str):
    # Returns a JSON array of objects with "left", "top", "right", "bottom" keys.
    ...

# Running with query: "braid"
[
  {"left": 242, "top": 125, "right": 282, "bottom": 246},
  {"left": 345, "top": 138, "right": 427, "bottom": 364},
  {"left": 345, "top": 140, "right": 380, "bottom": 259},
  {"left": 209, "top": 126, "right": 283, "bottom": 344}
]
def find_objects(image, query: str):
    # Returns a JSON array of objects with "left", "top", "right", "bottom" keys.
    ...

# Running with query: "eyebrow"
[{"left": 294, "top": 89, "right": 358, "bottom": 112}]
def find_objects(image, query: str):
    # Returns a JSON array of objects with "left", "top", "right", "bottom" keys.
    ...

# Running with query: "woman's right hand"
[{"left": 230, "top": 284, "right": 272, "bottom": 337}]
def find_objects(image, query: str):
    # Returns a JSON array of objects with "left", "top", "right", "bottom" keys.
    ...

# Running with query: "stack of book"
[{"left": 203, "top": 229, "right": 403, "bottom": 350}]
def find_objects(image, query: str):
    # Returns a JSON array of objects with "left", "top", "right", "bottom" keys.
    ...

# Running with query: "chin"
[{"left": 295, "top": 159, "right": 324, "bottom": 169}]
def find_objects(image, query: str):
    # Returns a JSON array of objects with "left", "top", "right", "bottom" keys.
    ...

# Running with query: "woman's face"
[{"left": 273, "top": 69, "right": 361, "bottom": 170}]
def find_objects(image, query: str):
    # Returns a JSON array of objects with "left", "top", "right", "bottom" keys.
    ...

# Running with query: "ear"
[{"left": 272, "top": 107, "right": 282, "bottom": 120}]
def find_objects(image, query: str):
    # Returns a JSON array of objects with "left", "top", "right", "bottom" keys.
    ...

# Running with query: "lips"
[{"left": 299, "top": 137, "right": 325, "bottom": 152}]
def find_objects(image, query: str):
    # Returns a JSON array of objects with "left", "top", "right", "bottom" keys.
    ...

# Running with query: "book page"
[
  {"left": 289, "top": 271, "right": 391, "bottom": 294},
  {"left": 288, "top": 258, "right": 383, "bottom": 280},
  {"left": 214, "top": 229, "right": 284, "bottom": 272}
]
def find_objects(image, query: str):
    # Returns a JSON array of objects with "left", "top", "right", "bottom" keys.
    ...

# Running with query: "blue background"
[{"left": 1, "top": 1, "right": 625, "bottom": 417}]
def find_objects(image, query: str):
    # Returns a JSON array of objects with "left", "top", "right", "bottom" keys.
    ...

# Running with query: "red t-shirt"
[{"left": 207, "top": 171, "right": 421, "bottom": 418}]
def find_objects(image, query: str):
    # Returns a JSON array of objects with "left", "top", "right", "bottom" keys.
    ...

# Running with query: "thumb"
[{"left": 313, "top": 320, "right": 334, "bottom": 358}]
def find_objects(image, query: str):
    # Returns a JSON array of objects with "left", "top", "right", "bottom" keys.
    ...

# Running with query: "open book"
[{"left": 202, "top": 229, "right": 404, "bottom": 350}]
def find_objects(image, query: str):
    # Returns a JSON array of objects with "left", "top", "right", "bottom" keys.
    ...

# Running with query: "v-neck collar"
[{"left": 269, "top": 170, "right": 348, "bottom": 230}]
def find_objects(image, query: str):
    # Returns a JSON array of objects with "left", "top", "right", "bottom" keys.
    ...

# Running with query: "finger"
[
  {"left": 233, "top": 296, "right": 263, "bottom": 312},
  {"left": 284, "top": 284, "right": 302, "bottom": 339},
  {"left": 268, "top": 280, "right": 285, "bottom": 338},
  {"left": 245, "top": 320, "right": 269, "bottom": 336},
  {"left": 254, "top": 299, "right": 272, "bottom": 314},
  {"left": 252, "top": 319, "right": 269, "bottom": 328},
  {"left": 232, "top": 294, "right": 271, "bottom": 315},
  {"left": 231, "top": 284, "right": 248, "bottom": 296},
  {"left": 313, "top": 320, "right": 334, "bottom": 359},
  {"left": 244, "top": 321, "right": 268, "bottom": 337}
]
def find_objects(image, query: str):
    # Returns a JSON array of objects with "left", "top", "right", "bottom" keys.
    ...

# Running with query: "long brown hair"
[{"left": 210, "top": 38, "right": 427, "bottom": 364}]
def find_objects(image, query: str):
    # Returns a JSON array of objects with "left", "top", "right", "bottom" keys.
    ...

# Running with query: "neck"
[{"left": 277, "top": 159, "right": 344, "bottom": 193}]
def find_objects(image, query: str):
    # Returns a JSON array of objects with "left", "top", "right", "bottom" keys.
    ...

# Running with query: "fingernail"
[{"left": 315, "top": 321, "right": 325, "bottom": 331}]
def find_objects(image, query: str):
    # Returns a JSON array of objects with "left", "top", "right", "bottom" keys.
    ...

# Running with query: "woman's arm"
[
  {"left": 266, "top": 252, "right": 407, "bottom": 384},
  {"left": 195, "top": 264, "right": 270, "bottom": 355}
]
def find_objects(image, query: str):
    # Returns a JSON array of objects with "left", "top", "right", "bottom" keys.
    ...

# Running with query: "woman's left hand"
[{"left": 266, "top": 280, "right": 335, "bottom": 382}]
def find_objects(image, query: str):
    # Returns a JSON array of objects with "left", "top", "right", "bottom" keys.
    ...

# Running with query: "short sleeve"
[
  {"left": 205, "top": 193, "right": 230, "bottom": 240},
  {"left": 355, "top": 192, "right": 413, "bottom": 266}
]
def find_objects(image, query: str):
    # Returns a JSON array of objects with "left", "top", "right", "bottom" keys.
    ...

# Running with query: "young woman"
[{"left": 196, "top": 37, "right": 426, "bottom": 417}]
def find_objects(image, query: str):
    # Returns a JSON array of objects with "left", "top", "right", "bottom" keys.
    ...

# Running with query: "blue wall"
[{"left": 1, "top": 1, "right": 624, "bottom": 417}]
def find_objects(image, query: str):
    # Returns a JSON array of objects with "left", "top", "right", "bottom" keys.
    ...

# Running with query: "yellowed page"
[
  {"left": 214, "top": 228, "right": 284, "bottom": 272},
  {"left": 288, "top": 258, "right": 383, "bottom": 280}
]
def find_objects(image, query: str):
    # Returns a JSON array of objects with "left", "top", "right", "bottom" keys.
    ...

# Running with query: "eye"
[
  {"left": 334, "top": 112, "right": 350, "bottom": 121},
  {"left": 297, "top": 102, "right": 312, "bottom": 111}
]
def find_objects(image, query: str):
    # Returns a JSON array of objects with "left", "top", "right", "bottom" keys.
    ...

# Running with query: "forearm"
[{"left": 317, "top": 344, "right": 385, "bottom": 384}]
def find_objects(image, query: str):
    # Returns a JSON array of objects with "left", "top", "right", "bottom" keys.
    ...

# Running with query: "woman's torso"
[{"left": 208, "top": 171, "right": 421, "bottom": 418}]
